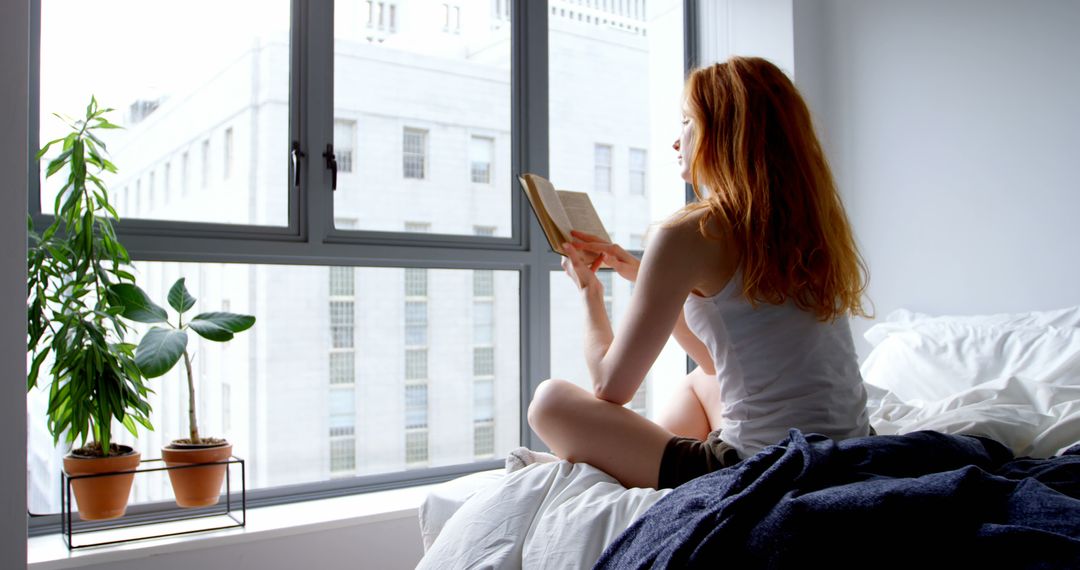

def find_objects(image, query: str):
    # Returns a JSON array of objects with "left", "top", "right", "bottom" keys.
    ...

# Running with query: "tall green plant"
[{"left": 27, "top": 97, "right": 153, "bottom": 457}]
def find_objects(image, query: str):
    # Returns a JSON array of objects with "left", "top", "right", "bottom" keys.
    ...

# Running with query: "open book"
[{"left": 518, "top": 173, "right": 611, "bottom": 263}]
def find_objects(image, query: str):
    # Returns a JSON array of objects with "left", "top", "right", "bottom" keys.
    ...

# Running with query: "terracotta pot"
[
  {"left": 63, "top": 447, "right": 141, "bottom": 521},
  {"left": 162, "top": 442, "right": 233, "bottom": 508}
]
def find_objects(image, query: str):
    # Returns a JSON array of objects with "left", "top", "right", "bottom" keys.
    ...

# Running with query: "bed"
[{"left": 417, "top": 307, "right": 1080, "bottom": 568}]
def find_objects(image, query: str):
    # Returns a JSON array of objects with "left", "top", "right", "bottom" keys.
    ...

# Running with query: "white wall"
[
  {"left": 1, "top": 0, "right": 29, "bottom": 567},
  {"left": 794, "top": 0, "right": 1080, "bottom": 359},
  {"left": 698, "top": 0, "right": 794, "bottom": 73}
]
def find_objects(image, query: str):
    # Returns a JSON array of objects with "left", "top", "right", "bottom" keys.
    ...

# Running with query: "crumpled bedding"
[
  {"left": 417, "top": 460, "right": 670, "bottom": 569},
  {"left": 595, "top": 429, "right": 1080, "bottom": 569}
]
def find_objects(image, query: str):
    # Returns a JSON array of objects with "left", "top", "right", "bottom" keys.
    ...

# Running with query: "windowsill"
[{"left": 27, "top": 483, "right": 436, "bottom": 569}]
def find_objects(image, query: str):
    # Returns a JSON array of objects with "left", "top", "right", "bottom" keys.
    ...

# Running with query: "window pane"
[
  {"left": 333, "top": 0, "right": 512, "bottom": 237},
  {"left": 473, "top": 346, "right": 494, "bottom": 377},
  {"left": 473, "top": 270, "right": 494, "bottom": 297},
  {"left": 26, "top": 264, "right": 520, "bottom": 514},
  {"left": 38, "top": 0, "right": 291, "bottom": 226},
  {"left": 405, "top": 268, "right": 428, "bottom": 297},
  {"left": 549, "top": 0, "right": 685, "bottom": 246},
  {"left": 546, "top": 1, "right": 685, "bottom": 420}
]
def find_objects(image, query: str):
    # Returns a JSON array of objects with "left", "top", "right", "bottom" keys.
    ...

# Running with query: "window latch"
[
  {"left": 323, "top": 144, "right": 338, "bottom": 191},
  {"left": 291, "top": 141, "right": 305, "bottom": 188}
]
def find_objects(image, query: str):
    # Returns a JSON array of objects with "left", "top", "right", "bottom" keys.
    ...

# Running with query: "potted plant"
[
  {"left": 27, "top": 98, "right": 154, "bottom": 521},
  {"left": 111, "top": 278, "right": 254, "bottom": 507}
]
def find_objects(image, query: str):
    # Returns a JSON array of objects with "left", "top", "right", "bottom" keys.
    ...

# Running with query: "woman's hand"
[
  {"left": 570, "top": 230, "right": 641, "bottom": 283},
  {"left": 561, "top": 241, "right": 604, "bottom": 295}
]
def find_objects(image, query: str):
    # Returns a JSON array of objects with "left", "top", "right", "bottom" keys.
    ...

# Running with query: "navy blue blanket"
[{"left": 595, "top": 430, "right": 1080, "bottom": 569}]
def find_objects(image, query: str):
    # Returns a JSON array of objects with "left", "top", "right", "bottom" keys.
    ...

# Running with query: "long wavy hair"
[{"left": 679, "top": 57, "right": 870, "bottom": 321}]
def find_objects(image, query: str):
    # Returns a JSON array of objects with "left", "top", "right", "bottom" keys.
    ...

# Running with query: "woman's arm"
[
  {"left": 564, "top": 222, "right": 716, "bottom": 405},
  {"left": 571, "top": 230, "right": 715, "bottom": 375},
  {"left": 672, "top": 309, "right": 716, "bottom": 375}
]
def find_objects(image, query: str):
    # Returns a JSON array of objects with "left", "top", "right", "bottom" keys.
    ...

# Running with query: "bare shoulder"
[{"left": 652, "top": 208, "right": 735, "bottom": 296}]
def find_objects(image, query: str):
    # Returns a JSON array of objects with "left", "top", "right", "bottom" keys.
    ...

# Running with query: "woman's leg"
[
  {"left": 654, "top": 366, "right": 723, "bottom": 441},
  {"left": 527, "top": 379, "right": 674, "bottom": 489}
]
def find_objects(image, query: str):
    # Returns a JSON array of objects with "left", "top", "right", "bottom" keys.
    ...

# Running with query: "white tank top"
[{"left": 683, "top": 272, "right": 870, "bottom": 459}]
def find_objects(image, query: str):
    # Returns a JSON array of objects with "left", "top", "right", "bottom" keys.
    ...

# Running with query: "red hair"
[{"left": 679, "top": 57, "right": 870, "bottom": 321}]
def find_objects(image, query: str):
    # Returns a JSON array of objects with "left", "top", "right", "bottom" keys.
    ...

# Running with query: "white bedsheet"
[{"left": 417, "top": 460, "right": 669, "bottom": 570}]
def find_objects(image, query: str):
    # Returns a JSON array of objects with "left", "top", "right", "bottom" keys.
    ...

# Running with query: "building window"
[
  {"left": 181, "top": 151, "right": 189, "bottom": 195},
  {"left": 594, "top": 143, "right": 612, "bottom": 193},
  {"left": 148, "top": 171, "right": 156, "bottom": 211},
  {"left": 629, "top": 148, "right": 646, "bottom": 195},
  {"left": 224, "top": 127, "right": 234, "bottom": 179},
  {"left": 405, "top": 268, "right": 428, "bottom": 297},
  {"left": 330, "top": 383, "right": 357, "bottom": 474},
  {"left": 163, "top": 162, "right": 172, "bottom": 203},
  {"left": 135, "top": 179, "right": 141, "bottom": 213},
  {"left": 473, "top": 270, "right": 494, "bottom": 297},
  {"left": 405, "top": 383, "right": 428, "bottom": 465},
  {"left": 443, "top": 3, "right": 462, "bottom": 33},
  {"left": 330, "top": 300, "right": 354, "bottom": 349},
  {"left": 405, "top": 221, "right": 430, "bottom": 233},
  {"left": 330, "top": 266, "right": 355, "bottom": 296},
  {"left": 366, "top": 1, "right": 397, "bottom": 32},
  {"left": 329, "top": 265, "right": 356, "bottom": 386},
  {"left": 329, "top": 352, "right": 355, "bottom": 385},
  {"left": 405, "top": 301, "right": 428, "bottom": 346},
  {"left": 473, "top": 346, "right": 494, "bottom": 377},
  {"left": 470, "top": 135, "right": 494, "bottom": 184},
  {"left": 403, "top": 128, "right": 427, "bottom": 179},
  {"left": 492, "top": 0, "right": 511, "bottom": 23},
  {"left": 405, "top": 348, "right": 427, "bottom": 380},
  {"left": 473, "top": 225, "right": 496, "bottom": 237},
  {"left": 473, "top": 378, "right": 494, "bottom": 457},
  {"left": 330, "top": 437, "right": 357, "bottom": 473},
  {"left": 201, "top": 139, "right": 211, "bottom": 188},
  {"left": 335, "top": 120, "right": 355, "bottom": 173}
]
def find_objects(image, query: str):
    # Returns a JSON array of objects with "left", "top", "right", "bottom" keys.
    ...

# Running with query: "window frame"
[{"left": 26, "top": 0, "right": 698, "bottom": 534}]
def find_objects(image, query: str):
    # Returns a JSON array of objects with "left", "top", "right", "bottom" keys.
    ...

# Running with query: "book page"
[{"left": 556, "top": 191, "right": 611, "bottom": 243}]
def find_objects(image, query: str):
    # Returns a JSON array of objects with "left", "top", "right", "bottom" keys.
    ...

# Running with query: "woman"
[{"left": 527, "top": 56, "right": 872, "bottom": 490}]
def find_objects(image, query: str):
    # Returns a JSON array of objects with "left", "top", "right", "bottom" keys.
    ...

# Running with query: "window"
[
  {"left": 405, "top": 268, "right": 427, "bottom": 297},
  {"left": 473, "top": 379, "right": 494, "bottom": 457},
  {"left": 443, "top": 3, "right": 461, "bottom": 33},
  {"left": 201, "top": 139, "right": 211, "bottom": 189},
  {"left": 29, "top": 0, "right": 687, "bottom": 525},
  {"left": 224, "top": 127, "right": 234, "bottom": 179},
  {"left": 329, "top": 381, "right": 357, "bottom": 474},
  {"left": 470, "top": 136, "right": 494, "bottom": 184},
  {"left": 148, "top": 171, "right": 156, "bottom": 211},
  {"left": 164, "top": 162, "right": 172, "bottom": 203},
  {"left": 330, "top": 300, "right": 355, "bottom": 349},
  {"left": 366, "top": 1, "right": 397, "bottom": 32},
  {"left": 403, "top": 128, "right": 427, "bottom": 179},
  {"left": 594, "top": 144, "right": 613, "bottom": 193},
  {"left": 335, "top": 120, "right": 356, "bottom": 173},
  {"left": 629, "top": 148, "right": 646, "bottom": 195},
  {"left": 405, "top": 383, "right": 428, "bottom": 465},
  {"left": 181, "top": 151, "right": 190, "bottom": 195}
]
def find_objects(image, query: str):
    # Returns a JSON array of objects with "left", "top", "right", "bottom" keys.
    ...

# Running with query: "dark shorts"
[
  {"left": 657, "top": 429, "right": 742, "bottom": 489},
  {"left": 658, "top": 426, "right": 878, "bottom": 489}
]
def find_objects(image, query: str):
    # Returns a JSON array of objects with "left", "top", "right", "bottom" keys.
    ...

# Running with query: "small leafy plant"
[
  {"left": 112, "top": 278, "right": 255, "bottom": 445},
  {"left": 27, "top": 97, "right": 153, "bottom": 457}
]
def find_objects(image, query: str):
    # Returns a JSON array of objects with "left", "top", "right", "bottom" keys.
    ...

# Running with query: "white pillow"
[
  {"left": 860, "top": 321, "right": 1080, "bottom": 404},
  {"left": 867, "top": 306, "right": 1080, "bottom": 346}
]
